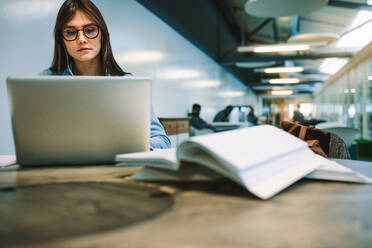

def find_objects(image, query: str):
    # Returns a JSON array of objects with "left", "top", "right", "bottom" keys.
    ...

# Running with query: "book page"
[
  {"left": 116, "top": 148, "right": 179, "bottom": 170},
  {"left": 179, "top": 145, "right": 243, "bottom": 185},
  {"left": 177, "top": 125, "right": 309, "bottom": 171},
  {"left": 177, "top": 125, "right": 324, "bottom": 199},
  {"left": 238, "top": 148, "right": 321, "bottom": 199},
  {"left": 305, "top": 159, "right": 372, "bottom": 183}
]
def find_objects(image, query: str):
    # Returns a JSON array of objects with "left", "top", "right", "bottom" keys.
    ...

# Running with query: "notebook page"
[{"left": 182, "top": 125, "right": 308, "bottom": 171}]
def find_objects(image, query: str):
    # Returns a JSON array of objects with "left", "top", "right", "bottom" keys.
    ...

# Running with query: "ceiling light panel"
[
  {"left": 271, "top": 90, "right": 293, "bottom": 96},
  {"left": 238, "top": 44, "right": 312, "bottom": 53},
  {"left": 253, "top": 44, "right": 310, "bottom": 53},
  {"left": 269, "top": 78, "right": 300, "bottom": 84},
  {"left": 264, "top": 67, "right": 304, "bottom": 73}
]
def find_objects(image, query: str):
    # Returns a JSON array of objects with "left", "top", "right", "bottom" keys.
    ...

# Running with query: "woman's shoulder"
[
  {"left": 38, "top": 68, "right": 71, "bottom": 76},
  {"left": 38, "top": 68, "right": 55, "bottom": 76}
]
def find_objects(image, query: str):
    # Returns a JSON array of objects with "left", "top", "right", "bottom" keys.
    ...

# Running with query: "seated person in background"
[
  {"left": 190, "top": 103, "right": 215, "bottom": 130},
  {"left": 247, "top": 106, "right": 258, "bottom": 125},
  {"left": 293, "top": 104, "right": 305, "bottom": 124},
  {"left": 213, "top": 105, "right": 233, "bottom": 122}
]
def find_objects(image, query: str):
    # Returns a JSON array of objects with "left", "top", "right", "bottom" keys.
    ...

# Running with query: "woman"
[{"left": 41, "top": 0, "right": 171, "bottom": 149}]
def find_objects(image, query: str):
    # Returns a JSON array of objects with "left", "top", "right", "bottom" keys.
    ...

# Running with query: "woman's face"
[{"left": 63, "top": 10, "right": 102, "bottom": 63}]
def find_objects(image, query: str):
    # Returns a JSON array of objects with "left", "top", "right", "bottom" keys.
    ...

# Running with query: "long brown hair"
[{"left": 50, "top": 0, "right": 128, "bottom": 75}]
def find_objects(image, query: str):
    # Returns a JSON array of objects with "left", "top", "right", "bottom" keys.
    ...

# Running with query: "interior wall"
[{"left": 0, "top": 0, "right": 258, "bottom": 154}]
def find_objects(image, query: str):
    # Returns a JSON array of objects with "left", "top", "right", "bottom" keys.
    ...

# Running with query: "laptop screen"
[{"left": 7, "top": 76, "right": 151, "bottom": 166}]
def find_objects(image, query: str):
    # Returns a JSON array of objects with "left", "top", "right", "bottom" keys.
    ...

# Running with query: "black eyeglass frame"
[{"left": 62, "top": 24, "right": 100, "bottom": 41}]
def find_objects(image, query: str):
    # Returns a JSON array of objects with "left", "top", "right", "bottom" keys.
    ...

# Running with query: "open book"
[{"left": 116, "top": 125, "right": 371, "bottom": 200}]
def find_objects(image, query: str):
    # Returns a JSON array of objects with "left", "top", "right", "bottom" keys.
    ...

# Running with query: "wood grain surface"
[
  {"left": 0, "top": 182, "right": 173, "bottom": 247},
  {"left": 1, "top": 161, "right": 372, "bottom": 248}
]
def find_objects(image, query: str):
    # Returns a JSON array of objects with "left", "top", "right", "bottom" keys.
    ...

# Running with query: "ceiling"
[{"left": 135, "top": 0, "right": 372, "bottom": 96}]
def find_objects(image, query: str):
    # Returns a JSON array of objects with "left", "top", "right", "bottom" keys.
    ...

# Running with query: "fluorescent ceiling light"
[
  {"left": 219, "top": 91, "right": 245, "bottom": 97},
  {"left": 271, "top": 90, "right": 293, "bottom": 96},
  {"left": 269, "top": 78, "right": 300, "bottom": 84},
  {"left": 116, "top": 50, "right": 164, "bottom": 64},
  {"left": 182, "top": 80, "right": 220, "bottom": 88},
  {"left": 350, "top": 88, "right": 356, "bottom": 93},
  {"left": 238, "top": 44, "right": 311, "bottom": 53},
  {"left": 254, "top": 44, "right": 310, "bottom": 53},
  {"left": 344, "top": 89, "right": 349, "bottom": 93},
  {"left": 368, "top": 76, "right": 372, "bottom": 80},
  {"left": 264, "top": 67, "right": 304, "bottom": 73}
]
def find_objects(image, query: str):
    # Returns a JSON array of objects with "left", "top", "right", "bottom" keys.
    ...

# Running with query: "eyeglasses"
[{"left": 62, "top": 24, "right": 100, "bottom": 41}]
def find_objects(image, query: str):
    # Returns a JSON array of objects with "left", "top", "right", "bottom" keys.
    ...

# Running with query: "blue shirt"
[
  {"left": 190, "top": 115, "right": 210, "bottom": 130},
  {"left": 40, "top": 68, "right": 171, "bottom": 149}
]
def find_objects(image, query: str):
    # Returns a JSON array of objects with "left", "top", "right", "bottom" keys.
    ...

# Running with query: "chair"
[
  {"left": 328, "top": 133, "right": 350, "bottom": 159},
  {"left": 315, "top": 122, "right": 346, "bottom": 129},
  {"left": 321, "top": 127, "right": 359, "bottom": 148},
  {"left": 315, "top": 122, "right": 359, "bottom": 149}
]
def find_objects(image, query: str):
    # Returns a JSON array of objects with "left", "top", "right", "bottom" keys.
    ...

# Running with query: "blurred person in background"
[
  {"left": 293, "top": 104, "right": 305, "bottom": 124},
  {"left": 190, "top": 103, "right": 215, "bottom": 131},
  {"left": 247, "top": 106, "right": 258, "bottom": 126},
  {"left": 213, "top": 105, "right": 233, "bottom": 122}
]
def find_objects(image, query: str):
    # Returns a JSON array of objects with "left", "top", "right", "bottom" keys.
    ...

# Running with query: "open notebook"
[{"left": 116, "top": 125, "right": 372, "bottom": 200}]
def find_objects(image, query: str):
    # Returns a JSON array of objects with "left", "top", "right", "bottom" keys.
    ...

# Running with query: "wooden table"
[
  {"left": 1, "top": 159, "right": 372, "bottom": 248},
  {"left": 159, "top": 117, "right": 190, "bottom": 147}
]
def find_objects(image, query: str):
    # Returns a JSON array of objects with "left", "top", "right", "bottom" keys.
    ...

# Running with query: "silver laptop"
[{"left": 6, "top": 76, "right": 151, "bottom": 166}]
